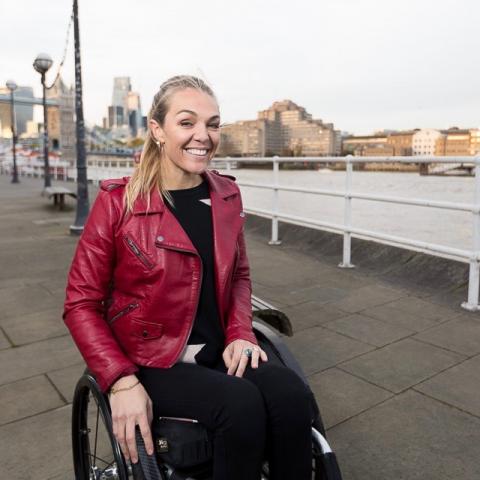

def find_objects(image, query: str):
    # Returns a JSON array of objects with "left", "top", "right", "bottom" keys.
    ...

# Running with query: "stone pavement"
[{"left": 1, "top": 173, "right": 480, "bottom": 479}]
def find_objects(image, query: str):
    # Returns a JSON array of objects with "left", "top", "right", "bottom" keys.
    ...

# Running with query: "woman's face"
[{"left": 151, "top": 88, "right": 221, "bottom": 177}]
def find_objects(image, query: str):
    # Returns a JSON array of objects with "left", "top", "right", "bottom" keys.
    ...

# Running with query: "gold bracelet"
[{"left": 109, "top": 379, "right": 140, "bottom": 395}]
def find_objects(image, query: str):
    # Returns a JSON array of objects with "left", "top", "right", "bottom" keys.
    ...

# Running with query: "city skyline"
[{"left": 1, "top": 0, "right": 479, "bottom": 135}]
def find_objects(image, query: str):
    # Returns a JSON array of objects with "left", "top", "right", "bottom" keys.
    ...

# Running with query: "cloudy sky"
[{"left": 1, "top": 0, "right": 478, "bottom": 134}]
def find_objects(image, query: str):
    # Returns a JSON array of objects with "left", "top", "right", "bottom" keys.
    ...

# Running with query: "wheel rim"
[{"left": 72, "top": 376, "right": 129, "bottom": 480}]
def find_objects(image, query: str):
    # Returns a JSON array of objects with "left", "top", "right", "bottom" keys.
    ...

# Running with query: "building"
[
  {"left": 470, "top": 129, "right": 480, "bottom": 156},
  {"left": 342, "top": 134, "right": 389, "bottom": 156},
  {"left": 0, "top": 86, "right": 34, "bottom": 136},
  {"left": 387, "top": 131, "right": 415, "bottom": 156},
  {"left": 412, "top": 129, "right": 444, "bottom": 156},
  {"left": 46, "top": 76, "right": 76, "bottom": 164},
  {"left": 438, "top": 128, "right": 471, "bottom": 156},
  {"left": 107, "top": 77, "right": 143, "bottom": 138},
  {"left": 218, "top": 100, "right": 340, "bottom": 157}
]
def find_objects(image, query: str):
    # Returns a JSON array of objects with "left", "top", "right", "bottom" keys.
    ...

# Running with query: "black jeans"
[{"left": 137, "top": 351, "right": 313, "bottom": 480}]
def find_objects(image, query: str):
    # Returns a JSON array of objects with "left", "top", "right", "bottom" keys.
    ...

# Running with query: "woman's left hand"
[{"left": 223, "top": 339, "right": 268, "bottom": 377}]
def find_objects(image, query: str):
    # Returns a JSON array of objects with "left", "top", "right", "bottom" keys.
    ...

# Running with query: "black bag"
[{"left": 151, "top": 416, "right": 213, "bottom": 469}]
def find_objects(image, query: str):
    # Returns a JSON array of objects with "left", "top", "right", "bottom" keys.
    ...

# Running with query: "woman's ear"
[{"left": 149, "top": 119, "right": 166, "bottom": 144}]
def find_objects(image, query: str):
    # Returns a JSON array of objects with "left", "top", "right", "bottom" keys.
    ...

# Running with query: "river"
[{"left": 225, "top": 169, "right": 476, "bottom": 253}]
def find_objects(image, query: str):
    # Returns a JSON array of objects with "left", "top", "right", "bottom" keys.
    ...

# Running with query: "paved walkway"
[{"left": 1, "top": 173, "right": 480, "bottom": 479}]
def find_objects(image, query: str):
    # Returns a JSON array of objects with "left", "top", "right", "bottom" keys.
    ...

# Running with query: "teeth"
[{"left": 185, "top": 148, "right": 208, "bottom": 155}]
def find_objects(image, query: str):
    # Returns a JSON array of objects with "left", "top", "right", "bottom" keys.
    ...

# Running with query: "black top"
[{"left": 164, "top": 179, "right": 224, "bottom": 366}]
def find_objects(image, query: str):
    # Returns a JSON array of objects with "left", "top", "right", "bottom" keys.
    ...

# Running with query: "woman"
[{"left": 63, "top": 75, "right": 314, "bottom": 480}]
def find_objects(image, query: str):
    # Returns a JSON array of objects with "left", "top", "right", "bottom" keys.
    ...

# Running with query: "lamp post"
[
  {"left": 6, "top": 80, "right": 19, "bottom": 183},
  {"left": 33, "top": 53, "right": 53, "bottom": 188},
  {"left": 70, "top": 0, "right": 90, "bottom": 235}
]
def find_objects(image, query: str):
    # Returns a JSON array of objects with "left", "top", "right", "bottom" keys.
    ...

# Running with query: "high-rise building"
[
  {"left": 112, "top": 77, "right": 131, "bottom": 111},
  {"left": 218, "top": 100, "right": 340, "bottom": 157},
  {"left": 107, "top": 77, "right": 143, "bottom": 137}
]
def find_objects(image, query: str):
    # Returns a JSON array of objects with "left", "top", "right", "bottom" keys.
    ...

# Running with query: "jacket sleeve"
[
  {"left": 224, "top": 193, "right": 258, "bottom": 347},
  {"left": 63, "top": 189, "right": 137, "bottom": 392}
]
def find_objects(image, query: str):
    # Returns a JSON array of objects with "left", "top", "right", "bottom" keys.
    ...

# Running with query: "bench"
[{"left": 43, "top": 186, "right": 77, "bottom": 210}]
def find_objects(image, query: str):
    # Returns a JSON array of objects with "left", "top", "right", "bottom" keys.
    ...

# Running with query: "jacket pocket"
[
  {"left": 108, "top": 302, "right": 139, "bottom": 324},
  {"left": 123, "top": 234, "right": 155, "bottom": 270},
  {"left": 132, "top": 319, "right": 163, "bottom": 340}
]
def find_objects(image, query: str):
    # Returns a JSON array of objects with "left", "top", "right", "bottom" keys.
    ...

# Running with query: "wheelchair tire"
[{"left": 72, "top": 372, "right": 129, "bottom": 480}]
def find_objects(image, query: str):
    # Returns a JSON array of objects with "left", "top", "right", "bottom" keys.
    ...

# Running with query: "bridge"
[
  {"left": 0, "top": 171, "right": 479, "bottom": 479},
  {"left": 0, "top": 93, "right": 59, "bottom": 107}
]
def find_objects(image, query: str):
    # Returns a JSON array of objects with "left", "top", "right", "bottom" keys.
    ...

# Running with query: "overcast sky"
[{"left": 1, "top": 0, "right": 479, "bottom": 135}]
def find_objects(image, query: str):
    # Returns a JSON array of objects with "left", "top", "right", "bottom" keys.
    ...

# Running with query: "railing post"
[
  {"left": 269, "top": 156, "right": 282, "bottom": 245},
  {"left": 339, "top": 155, "right": 355, "bottom": 268},
  {"left": 462, "top": 157, "right": 480, "bottom": 311},
  {"left": 226, "top": 156, "right": 231, "bottom": 172}
]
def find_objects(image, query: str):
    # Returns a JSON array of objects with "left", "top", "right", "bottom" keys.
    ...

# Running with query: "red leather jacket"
[{"left": 63, "top": 169, "right": 257, "bottom": 392}]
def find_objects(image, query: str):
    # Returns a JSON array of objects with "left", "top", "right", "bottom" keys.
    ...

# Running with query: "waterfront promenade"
[{"left": 1, "top": 173, "right": 480, "bottom": 479}]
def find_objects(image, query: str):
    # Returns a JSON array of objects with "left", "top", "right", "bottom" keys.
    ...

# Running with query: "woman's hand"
[
  {"left": 109, "top": 375, "right": 154, "bottom": 464},
  {"left": 223, "top": 339, "right": 268, "bottom": 377}
]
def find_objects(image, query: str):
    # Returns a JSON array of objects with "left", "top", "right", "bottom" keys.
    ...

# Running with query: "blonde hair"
[{"left": 123, "top": 75, "right": 217, "bottom": 214}]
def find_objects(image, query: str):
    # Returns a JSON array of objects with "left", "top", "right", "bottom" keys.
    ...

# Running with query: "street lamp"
[
  {"left": 6, "top": 80, "right": 19, "bottom": 183},
  {"left": 33, "top": 52, "right": 53, "bottom": 188}
]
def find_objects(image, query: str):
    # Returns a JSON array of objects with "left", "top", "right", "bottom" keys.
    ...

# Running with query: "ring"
[{"left": 243, "top": 348, "right": 253, "bottom": 358}]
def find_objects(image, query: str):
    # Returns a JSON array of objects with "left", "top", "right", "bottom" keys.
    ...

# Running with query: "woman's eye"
[
  {"left": 209, "top": 124, "right": 220, "bottom": 129},
  {"left": 180, "top": 121, "right": 193, "bottom": 126}
]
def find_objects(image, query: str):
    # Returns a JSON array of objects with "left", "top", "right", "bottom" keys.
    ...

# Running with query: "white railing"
[
  {"left": 218, "top": 155, "right": 480, "bottom": 311},
  {"left": 2, "top": 154, "right": 479, "bottom": 310}
]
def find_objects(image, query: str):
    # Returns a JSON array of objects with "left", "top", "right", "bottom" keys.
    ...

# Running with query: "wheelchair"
[{"left": 71, "top": 295, "right": 343, "bottom": 480}]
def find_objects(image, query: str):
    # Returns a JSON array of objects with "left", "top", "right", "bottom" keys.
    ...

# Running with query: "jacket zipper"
[
  {"left": 124, "top": 235, "right": 154, "bottom": 270},
  {"left": 155, "top": 243, "right": 203, "bottom": 366},
  {"left": 109, "top": 302, "right": 139, "bottom": 324}
]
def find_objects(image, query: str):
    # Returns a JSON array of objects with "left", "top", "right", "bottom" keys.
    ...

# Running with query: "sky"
[{"left": 1, "top": 0, "right": 479, "bottom": 135}]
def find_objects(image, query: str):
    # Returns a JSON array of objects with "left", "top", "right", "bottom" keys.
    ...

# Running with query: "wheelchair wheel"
[{"left": 72, "top": 372, "right": 129, "bottom": 480}]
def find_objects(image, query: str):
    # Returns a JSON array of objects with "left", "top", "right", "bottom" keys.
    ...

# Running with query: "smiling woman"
[{"left": 63, "top": 75, "right": 315, "bottom": 480}]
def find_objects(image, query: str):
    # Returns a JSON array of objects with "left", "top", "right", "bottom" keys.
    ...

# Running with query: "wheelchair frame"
[{"left": 71, "top": 296, "right": 343, "bottom": 480}]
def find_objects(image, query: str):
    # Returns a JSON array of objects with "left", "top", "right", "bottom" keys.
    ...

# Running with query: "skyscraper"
[{"left": 107, "top": 77, "right": 143, "bottom": 136}]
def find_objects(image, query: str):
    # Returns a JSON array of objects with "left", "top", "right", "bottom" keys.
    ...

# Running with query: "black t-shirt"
[{"left": 164, "top": 179, "right": 224, "bottom": 366}]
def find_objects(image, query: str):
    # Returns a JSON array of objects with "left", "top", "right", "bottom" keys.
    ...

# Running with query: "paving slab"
[
  {"left": 339, "top": 338, "right": 465, "bottom": 393},
  {"left": 285, "top": 326, "right": 374, "bottom": 376},
  {"left": 1, "top": 306, "right": 67, "bottom": 346},
  {"left": 328, "top": 284, "right": 406, "bottom": 313},
  {"left": 309, "top": 368, "right": 392, "bottom": 429},
  {"left": 382, "top": 295, "right": 461, "bottom": 323},
  {"left": 0, "top": 375, "right": 64, "bottom": 425},
  {"left": 414, "top": 315, "right": 480, "bottom": 356},
  {"left": 0, "top": 284, "right": 60, "bottom": 321},
  {"left": 253, "top": 282, "right": 349, "bottom": 307},
  {"left": 324, "top": 313, "right": 413, "bottom": 347},
  {"left": 361, "top": 302, "right": 450, "bottom": 332},
  {"left": 0, "top": 328, "right": 12, "bottom": 350},
  {"left": 281, "top": 301, "right": 349, "bottom": 332},
  {"left": 0, "top": 405, "right": 74, "bottom": 480},
  {"left": 328, "top": 390, "right": 480, "bottom": 480},
  {"left": 415, "top": 355, "right": 480, "bottom": 418},
  {"left": 47, "top": 362, "right": 87, "bottom": 404},
  {"left": 0, "top": 335, "right": 82, "bottom": 386}
]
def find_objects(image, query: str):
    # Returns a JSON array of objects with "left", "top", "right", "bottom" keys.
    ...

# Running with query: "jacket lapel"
[{"left": 131, "top": 170, "right": 245, "bottom": 313}]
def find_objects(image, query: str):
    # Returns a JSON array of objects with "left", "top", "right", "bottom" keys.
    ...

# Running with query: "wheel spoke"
[{"left": 88, "top": 451, "right": 112, "bottom": 466}]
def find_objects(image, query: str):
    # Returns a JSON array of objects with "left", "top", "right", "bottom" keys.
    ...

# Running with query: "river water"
[{"left": 224, "top": 169, "right": 476, "bottom": 253}]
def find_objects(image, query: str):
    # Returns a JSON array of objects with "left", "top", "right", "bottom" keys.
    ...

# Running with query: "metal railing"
[
  {"left": 2, "top": 153, "right": 479, "bottom": 310},
  {"left": 218, "top": 155, "right": 480, "bottom": 311}
]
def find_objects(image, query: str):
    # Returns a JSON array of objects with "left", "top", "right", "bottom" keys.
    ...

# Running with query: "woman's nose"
[{"left": 193, "top": 124, "right": 210, "bottom": 142}]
